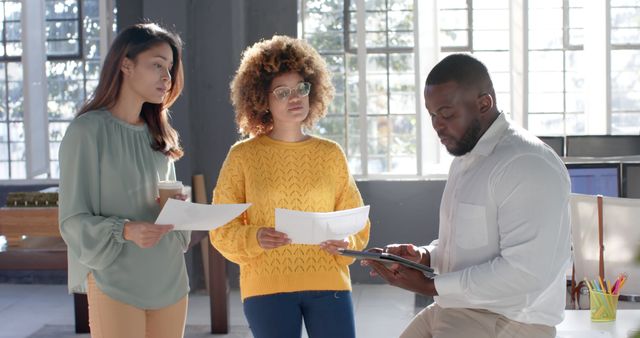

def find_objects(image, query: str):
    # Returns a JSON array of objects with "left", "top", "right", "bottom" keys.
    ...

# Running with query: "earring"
[{"left": 261, "top": 110, "right": 272, "bottom": 123}]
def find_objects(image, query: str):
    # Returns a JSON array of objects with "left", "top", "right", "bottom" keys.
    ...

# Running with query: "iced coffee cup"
[{"left": 158, "top": 180, "right": 183, "bottom": 208}]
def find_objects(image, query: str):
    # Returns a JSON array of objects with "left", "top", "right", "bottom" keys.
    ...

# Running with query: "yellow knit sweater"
[{"left": 210, "top": 135, "right": 370, "bottom": 301}]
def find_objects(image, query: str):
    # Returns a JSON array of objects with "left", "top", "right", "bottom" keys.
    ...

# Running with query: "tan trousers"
[
  {"left": 87, "top": 274, "right": 188, "bottom": 338},
  {"left": 400, "top": 304, "right": 555, "bottom": 338}
]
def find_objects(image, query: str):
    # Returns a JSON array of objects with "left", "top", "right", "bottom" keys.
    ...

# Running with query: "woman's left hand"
[{"left": 319, "top": 239, "right": 349, "bottom": 254}]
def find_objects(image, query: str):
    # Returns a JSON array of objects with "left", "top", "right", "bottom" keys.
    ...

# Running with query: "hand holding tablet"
[{"left": 338, "top": 248, "right": 437, "bottom": 278}]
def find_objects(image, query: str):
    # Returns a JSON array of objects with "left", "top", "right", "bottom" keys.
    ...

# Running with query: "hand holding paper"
[
  {"left": 155, "top": 199, "right": 250, "bottom": 231},
  {"left": 275, "top": 206, "right": 370, "bottom": 244}
]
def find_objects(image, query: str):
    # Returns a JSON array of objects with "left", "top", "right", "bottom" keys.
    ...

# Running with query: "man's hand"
[
  {"left": 383, "top": 243, "right": 429, "bottom": 265},
  {"left": 124, "top": 221, "right": 173, "bottom": 248},
  {"left": 361, "top": 244, "right": 437, "bottom": 296},
  {"left": 366, "top": 260, "right": 438, "bottom": 296},
  {"left": 319, "top": 239, "right": 349, "bottom": 254},
  {"left": 257, "top": 227, "right": 291, "bottom": 249}
]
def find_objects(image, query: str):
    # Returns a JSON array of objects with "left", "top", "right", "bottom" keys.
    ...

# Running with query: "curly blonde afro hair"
[{"left": 230, "top": 35, "right": 335, "bottom": 137}]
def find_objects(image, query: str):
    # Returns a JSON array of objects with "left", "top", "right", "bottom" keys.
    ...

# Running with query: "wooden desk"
[
  {"left": 0, "top": 207, "right": 59, "bottom": 247},
  {"left": 0, "top": 207, "right": 229, "bottom": 334}
]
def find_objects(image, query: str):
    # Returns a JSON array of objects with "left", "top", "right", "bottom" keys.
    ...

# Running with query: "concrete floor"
[
  {"left": 0, "top": 283, "right": 417, "bottom": 338},
  {"left": 2, "top": 282, "right": 639, "bottom": 338}
]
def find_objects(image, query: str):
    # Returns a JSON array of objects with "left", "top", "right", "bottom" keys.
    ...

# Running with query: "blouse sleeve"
[{"left": 58, "top": 121, "right": 127, "bottom": 270}]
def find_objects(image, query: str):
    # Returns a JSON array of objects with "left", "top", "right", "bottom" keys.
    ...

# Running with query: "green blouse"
[{"left": 58, "top": 110, "right": 190, "bottom": 309}]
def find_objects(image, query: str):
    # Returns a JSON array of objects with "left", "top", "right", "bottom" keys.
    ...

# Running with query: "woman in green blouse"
[{"left": 58, "top": 23, "right": 189, "bottom": 338}]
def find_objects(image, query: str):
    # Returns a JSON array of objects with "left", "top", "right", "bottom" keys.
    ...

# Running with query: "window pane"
[
  {"left": 315, "top": 116, "right": 346, "bottom": 149},
  {"left": 365, "top": 11, "right": 386, "bottom": 31},
  {"left": 474, "top": 0, "right": 509, "bottom": 9},
  {"left": 46, "top": 20, "right": 79, "bottom": 40},
  {"left": 304, "top": 11, "right": 343, "bottom": 34},
  {"left": 472, "top": 30, "right": 509, "bottom": 50},
  {"left": 529, "top": 51, "right": 563, "bottom": 71},
  {"left": 529, "top": 8, "right": 562, "bottom": 29},
  {"left": 49, "top": 160, "right": 60, "bottom": 179},
  {"left": 439, "top": 9, "right": 468, "bottom": 30},
  {"left": 306, "top": 32, "right": 343, "bottom": 53},
  {"left": 611, "top": 7, "right": 640, "bottom": 45},
  {"left": 8, "top": 80, "right": 22, "bottom": 120},
  {"left": 612, "top": 113, "right": 640, "bottom": 134},
  {"left": 10, "top": 160, "right": 25, "bottom": 179},
  {"left": 367, "top": 116, "right": 389, "bottom": 174},
  {"left": 328, "top": 92, "right": 345, "bottom": 116},
  {"left": 388, "top": 31, "right": 413, "bottom": 48},
  {"left": 306, "top": 0, "right": 343, "bottom": 12},
  {"left": 49, "top": 141, "right": 60, "bottom": 161},
  {"left": 611, "top": 50, "right": 640, "bottom": 113},
  {"left": 347, "top": 116, "right": 362, "bottom": 174},
  {"left": 10, "top": 141, "right": 24, "bottom": 161},
  {"left": 440, "top": 30, "right": 469, "bottom": 48},
  {"left": 529, "top": 29, "right": 564, "bottom": 49},
  {"left": 565, "top": 113, "right": 586, "bottom": 134},
  {"left": 528, "top": 113, "right": 565, "bottom": 135},
  {"left": 388, "top": 10, "right": 412, "bottom": 31},
  {"left": 0, "top": 161, "right": 8, "bottom": 179},
  {"left": 389, "top": 0, "right": 412, "bottom": 11},
  {"left": 473, "top": 9, "right": 509, "bottom": 30},
  {"left": 0, "top": 144, "right": 6, "bottom": 160},
  {"left": 529, "top": 72, "right": 565, "bottom": 92},
  {"left": 529, "top": 93, "right": 565, "bottom": 113},
  {"left": 390, "top": 115, "right": 416, "bottom": 155},
  {"left": 440, "top": 0, "right": 467, "bottom": 10}
]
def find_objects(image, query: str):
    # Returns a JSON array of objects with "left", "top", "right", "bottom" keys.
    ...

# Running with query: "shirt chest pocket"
[{"left": 453, "top": 203, "right": 488, "bottom": 249}]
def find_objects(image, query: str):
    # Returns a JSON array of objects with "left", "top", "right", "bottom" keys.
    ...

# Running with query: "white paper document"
[
  {"left": 275, "top": 206, "right": 370, "bottom": 244},
  {"left": 155, "top": 199, "right": 250, "bottom": 231}
]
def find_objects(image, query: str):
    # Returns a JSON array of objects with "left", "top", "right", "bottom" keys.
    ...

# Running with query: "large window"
[
  {"left": 611, "top": 0, "right": 640, "bottom": 134},
  {"left": 300, "top": 0, "right": 640, "bottom": 177},
  {"left": 440, "top": 0, "right": 511, "bottom": 119},
  {"left": 301, "top": 0, "right": 418, "bottom": 176},
  {"left": 0, "top": 0, "right": 112, "bottom": 180},
  {"left": 527, "top": 0, "right": 585, "bottom": 135},
  {"left": 0, "top": 0, "right": 23, "bottom": 179}
]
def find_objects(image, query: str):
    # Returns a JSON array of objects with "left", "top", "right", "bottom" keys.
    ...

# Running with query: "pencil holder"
[{"left": 589, "top": 290, "right": 619, "bottom": 322}]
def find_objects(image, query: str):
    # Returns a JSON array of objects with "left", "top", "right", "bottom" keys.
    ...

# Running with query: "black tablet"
[{"left": 339, "top": 249, "right": 436, "bottom": 278}]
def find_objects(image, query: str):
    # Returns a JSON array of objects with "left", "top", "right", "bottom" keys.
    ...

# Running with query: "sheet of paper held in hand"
[
  {"left": 275, "top": 206, "right": 370, "bottom": 244},
  {"left": 155, "top": 199, "right": 251, "bottom": 231}
]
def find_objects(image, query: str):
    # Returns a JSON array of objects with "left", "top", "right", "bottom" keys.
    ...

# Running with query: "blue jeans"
[{"left": 243, "top": 290, "right": 356, "bottom": 338}]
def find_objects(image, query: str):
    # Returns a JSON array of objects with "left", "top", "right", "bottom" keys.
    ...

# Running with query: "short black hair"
[{"left": 426, "top": 53, "right": 493, "bottom": 91}]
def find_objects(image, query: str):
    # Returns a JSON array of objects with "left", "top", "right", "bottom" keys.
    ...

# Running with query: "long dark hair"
[{"left": 78, "top": 22, "right": 184, "bottom": 160}]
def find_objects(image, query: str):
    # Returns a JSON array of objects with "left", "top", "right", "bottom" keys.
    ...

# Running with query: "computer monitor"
[
  {"left": 538, "top": 136, "right": 565, "bottom": 157},
  {"left": 566, "top": 135, "right": 640, "bottom": 157},
  {"left": 565, "top": 162, "right": 621, "bottom": 197},
  {"left": 621, "top": 162, "right": 640, "bottom": 198}
]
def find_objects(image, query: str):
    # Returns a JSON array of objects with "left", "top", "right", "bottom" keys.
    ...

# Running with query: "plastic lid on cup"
[{"left": 158, "top": 180, "right": 183, "bottom": 189}]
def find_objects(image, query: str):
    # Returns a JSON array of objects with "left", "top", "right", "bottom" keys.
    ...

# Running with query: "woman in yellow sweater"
[{"left": 210, "top": 35, "right": 370, "bottom": 338}]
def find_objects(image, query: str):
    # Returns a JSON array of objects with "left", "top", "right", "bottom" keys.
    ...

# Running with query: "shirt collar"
[{"left": 467, "top": 113, "right": 508, "bottom": 157}]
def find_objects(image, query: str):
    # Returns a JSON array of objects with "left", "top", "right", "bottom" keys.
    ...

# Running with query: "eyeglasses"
[{"left": 271, "top": 82, "right": 312, "bottom": 101}]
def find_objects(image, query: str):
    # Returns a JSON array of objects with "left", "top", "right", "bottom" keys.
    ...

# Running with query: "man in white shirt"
[{"left": 363, "top": 54, "right": 571, "bottom": 338}]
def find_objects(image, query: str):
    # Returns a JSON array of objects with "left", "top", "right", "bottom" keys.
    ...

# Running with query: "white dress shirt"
[{"left": 427, "top": 113, "right": 571, "bottom": 326}]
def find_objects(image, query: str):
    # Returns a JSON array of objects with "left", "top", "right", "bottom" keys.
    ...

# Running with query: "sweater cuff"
[
  {"left": 245, "top": 227, "right": 264, "bottom": 257},
  {"left": 111, "top": 217, "right": 129, "bottom": 244},
  {"left": 434, "top": 270, "right": 463, "bottom": 296}
]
